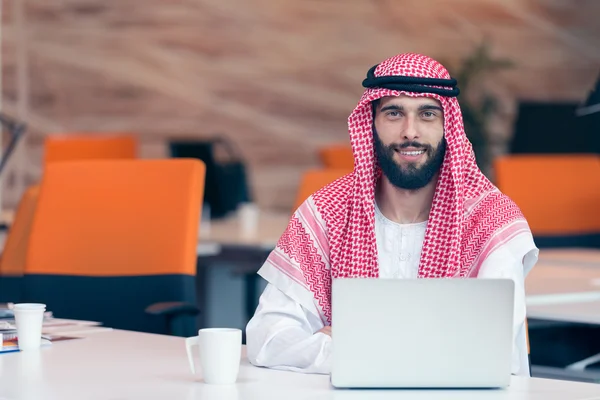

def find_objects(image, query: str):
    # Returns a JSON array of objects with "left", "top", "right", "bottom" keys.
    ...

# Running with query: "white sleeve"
[
  {"left": 477, "top": 232, "right": 539, "bottom": 377},
  {"left": 245, "top": 283, "right": 333, "bottom": 374}
]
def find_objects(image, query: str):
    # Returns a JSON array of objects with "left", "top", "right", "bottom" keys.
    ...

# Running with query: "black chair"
[{"left": 169, "top": 136, "right": 253, "bottom": 219}]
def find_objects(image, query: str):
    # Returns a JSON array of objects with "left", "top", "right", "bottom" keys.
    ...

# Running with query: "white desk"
[
  {"left": 527, "top": 299, "right": 600, "bottom": 325},
  {"left": 527, "top": 249, "right": 600, "bottom": 296},
  {"left": 196, "top": 211, "right": 289, "bottom": 257},
  {"left": 199, "top": 211, "right": 290, "bottom": 250},
  {"left": 526, "top": 249, "right": 600, "bottom": 324},
  {"left": 536, "top": 249, "right": 600, "bottom": 267},
  {"left": 1, "top": 330, "right": 600, "bottom": 400}
]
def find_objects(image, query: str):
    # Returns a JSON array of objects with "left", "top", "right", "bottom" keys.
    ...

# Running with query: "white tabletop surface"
[
  {"left": 527, "top": 298, "right": 600, "bottom": 324},
  {"left": 526, "top": 257, "right": 600, "bottom": 308},
  {"left": 199, "top": 210, "right": 289, "bottom": 249},
  {"left": 195, "top": 210, "right": 289, "bottom": 256},
  {"left": 536, "top": 249, "right": 600, "bottom": 266},
  {"left": 526, "top": 248, "right": 600, "bottom": 296},
  {"left": 1, "top": 330, "right": 600, "bottom": 400},
  {"left": 525, "top": 248, "right": 600, "bottom": 323}
]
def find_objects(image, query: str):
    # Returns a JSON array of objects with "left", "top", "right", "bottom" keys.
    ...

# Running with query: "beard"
[{"left": 373, "top": 127, "right": 446, "bottom": 191}]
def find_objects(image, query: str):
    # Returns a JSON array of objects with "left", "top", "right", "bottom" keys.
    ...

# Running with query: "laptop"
[{"left": 330, "top": 278, "right": 515, "bottom": 389}]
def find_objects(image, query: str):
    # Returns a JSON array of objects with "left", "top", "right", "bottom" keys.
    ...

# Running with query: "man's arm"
[
  {"left": 477, "top": 233, "right": 538, "bottom": 376},
  {"left": 245, "top": 283, "right": 333, "bottom": 374}
]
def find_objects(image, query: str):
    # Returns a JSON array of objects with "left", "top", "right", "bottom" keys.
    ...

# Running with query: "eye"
[
  {"left": 421, "top": 111, "right": 436, "bottom": 119},
  {"left": 386, "top": 111, "right": 401, "bottom": 118}
]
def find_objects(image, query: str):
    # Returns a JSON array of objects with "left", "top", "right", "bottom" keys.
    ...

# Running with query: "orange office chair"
[
  {"left": 318, "top": 145, "right": 354, "bottom": 169},
  {"left": 43, "top": 133, "right": 137, "bottom": 167},
  {"left": 294, "top": 168, "right": 353, "bottom": 211},
  {"left": 23, "top": 159, "right": 205, "bottom": 336},
  {"left": 0, "top": 185, "right": 40, "bottom": 303},
  {"left": 494, "top": 154, "right": 600, "bottom": 247}
]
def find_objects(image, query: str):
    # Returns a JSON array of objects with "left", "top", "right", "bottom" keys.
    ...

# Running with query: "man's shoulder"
[
  {"left": 311, "top": 172, "right": 353, "bottom": 203},
  {"left": 464, "top": 188, "right": 521, "bottom": 216},
  {"left": 463, "top": 189, "right": 528, "bottom": 235},
  {"left": 305, "top": 173, "right": 353, "bottom": 224}
]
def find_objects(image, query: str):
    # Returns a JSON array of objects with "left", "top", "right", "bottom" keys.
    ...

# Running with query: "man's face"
[{"left": 373, "top": 95, "right": 446, "bottom": 190}]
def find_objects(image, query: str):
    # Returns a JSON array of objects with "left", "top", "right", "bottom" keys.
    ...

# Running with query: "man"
[{"left": 245, "top": 53, "right": 539, "bottom": 376}]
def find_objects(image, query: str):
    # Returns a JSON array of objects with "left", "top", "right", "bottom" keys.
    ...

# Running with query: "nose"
[{"left": 401, "top": 114, "right": 420, "bottom": 141}]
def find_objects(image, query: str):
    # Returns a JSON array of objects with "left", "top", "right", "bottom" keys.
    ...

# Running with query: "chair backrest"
[
  {"left": 169, "top": 138, "right": 252, "bottom": 218},
  {"left": 294, "top": 168, "right": 352, "bottom": 211},
  {"left": 0, "top": 184, "right": 40, "bottom": 277},
  {"left": 0, "top": 185, "right": 39, "bottom": 302},
  {"left": 24, "top": 159, "right": 205, "bottom": 334},
  {"left": 494, "top": 154, "right": 600, "bottom": 239},
  {"left": 43, "top": 134, "right": 137, "bottom": 166},
  {"left": 319, "top": 145, "right": 354, "bottom": 169}
]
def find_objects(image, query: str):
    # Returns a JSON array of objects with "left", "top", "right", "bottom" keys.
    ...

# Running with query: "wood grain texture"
[{"left": 1, "top": 0, "right": 599, "bottom": 210}]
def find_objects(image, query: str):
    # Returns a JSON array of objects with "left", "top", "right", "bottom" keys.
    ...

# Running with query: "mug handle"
[{"left": 185, "top": 336, "right": 200, "bottom": 374}]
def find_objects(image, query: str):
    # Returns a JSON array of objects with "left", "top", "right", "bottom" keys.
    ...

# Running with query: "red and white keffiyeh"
[{"left": 260, "top": 53, "right": 531, "bottom": 324}]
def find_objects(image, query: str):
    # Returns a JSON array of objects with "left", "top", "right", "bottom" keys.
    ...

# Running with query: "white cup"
[
  {"left": 238, "top": 202, "right": 259, "bottom": 236},
  {"left": 13, "top": 303, "right": 46, "bottom": 351},
  {"left": 186, "top": 328, "right": 242, "bottom": 384}
]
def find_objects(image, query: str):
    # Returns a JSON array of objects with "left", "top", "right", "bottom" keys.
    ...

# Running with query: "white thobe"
[{"left": 246, "top": 203, "right": 539, "bottom": 376}]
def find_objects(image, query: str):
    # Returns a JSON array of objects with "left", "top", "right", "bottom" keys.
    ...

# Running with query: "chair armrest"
[
  {"left": 145, "top": 301, "right": 200, "bottom": 317},
  {"left": 566, "top": 352, "right": 600, "bottom": 371}
]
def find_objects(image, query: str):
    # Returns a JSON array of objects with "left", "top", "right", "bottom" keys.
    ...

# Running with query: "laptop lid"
[{"left": 330, "top": 278, "right": 514, "bottom": 389}]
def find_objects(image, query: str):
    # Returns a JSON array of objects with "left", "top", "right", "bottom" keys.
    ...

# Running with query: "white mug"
[{"left": 186, "top": 328, "right": 242, "bottom": 384}]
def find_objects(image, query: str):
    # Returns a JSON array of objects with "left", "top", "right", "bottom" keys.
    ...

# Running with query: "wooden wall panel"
[{"left": 1, "top": 0, "right": 598, "bottom": 210}]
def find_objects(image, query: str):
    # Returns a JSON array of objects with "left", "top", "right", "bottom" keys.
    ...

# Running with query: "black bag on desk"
[{"left": 169, "top": 136, "right": 252, "bottom": 219}]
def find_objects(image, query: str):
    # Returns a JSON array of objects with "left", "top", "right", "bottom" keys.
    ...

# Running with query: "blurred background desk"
[
  {"left": 525, "top": 248, "right": 600, "bottom": 382},
  {"left": 199, "top": 211, "right": 290, "bottom": 250},
  {"left": 195, "top": 211, "right": 290, "bottom": 333},
  {"left": 527, "top": 248, "right": 600, "bottom": 322}
]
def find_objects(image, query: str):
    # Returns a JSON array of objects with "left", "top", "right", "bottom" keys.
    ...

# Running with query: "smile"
[{"left": 398, "top": 150, "right": 425, "bottom": 156}]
